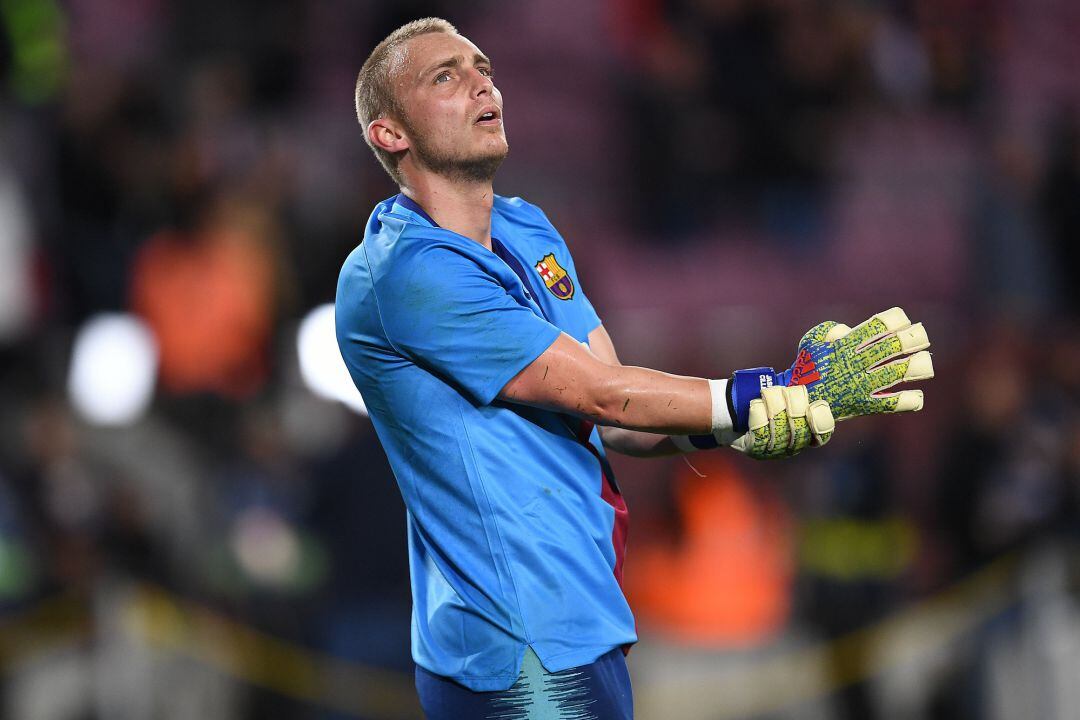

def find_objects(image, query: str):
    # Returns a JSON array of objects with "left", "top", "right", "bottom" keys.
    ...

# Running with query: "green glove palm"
[
  {"left": 731, "top": 385, "right": 835, "bottom": 460},
  {"left": 778, "top": 307, "right": 934, "bottom": 421}
]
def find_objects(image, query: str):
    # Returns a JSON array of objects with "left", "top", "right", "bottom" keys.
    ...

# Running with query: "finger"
[
  {"left": 890, "top": 389, "right": 924, "bottom": 413},
  {"left": 869, "top": 388, "right": 924, "bottom": 414},
  {"left": 788, "top": 416, "right": 811, "bottom": 451},
  {"left": 800, "top": 320, "right": 841, "bottom": 346},
  {"left": 858, "top": 322, "right": 930, "bottom": 369},
  {"left": 806, "top": 400, "right": 835, "bottom": 445},
  {"left": 896, "top": 322, "right": 931, "bottom": 352},
  {"left": 823, "top": 323, "right": 852, "bottom": 343},
  {"left": 868, "top": 350, "right": 934, "bottom": 391},
  {"left": 731, "top": 398, "right": 770, "bottom": 455},
  {"left": 836, "top": 307, "right": 911, "bottom": 351},
  {"left": 760, "top": 386, "right": 791, "bottom": 454},
  {"left": 784, "top": 384, "right": 809, "bottom": 417},
  {"left": 747, "top": 394, "right": 769, "bottom": 432},
  {"left": 783, "top": 386, "right": 812, "bottom": 454}
]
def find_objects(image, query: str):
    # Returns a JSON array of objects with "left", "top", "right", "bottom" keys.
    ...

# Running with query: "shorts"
[{"left": 415, "top": 646, "right": 633, "bottom": 719}]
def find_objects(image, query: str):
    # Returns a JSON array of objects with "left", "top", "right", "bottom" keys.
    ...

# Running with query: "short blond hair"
[{"left": 355, "top": 17, "right": 458, "bottom": 184}]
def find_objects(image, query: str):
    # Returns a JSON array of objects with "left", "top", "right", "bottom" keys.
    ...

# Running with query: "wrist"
[
  {"left": 671, "top": 378, "right": 736, "bottom": 452},
  {"left": 730, "top": 367, "right": 780, "bottom": 432}
]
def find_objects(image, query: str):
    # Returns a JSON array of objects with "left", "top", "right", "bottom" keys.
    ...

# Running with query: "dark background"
[{"left": 0, "top": 1, "right": 1078, "bottom": 718}]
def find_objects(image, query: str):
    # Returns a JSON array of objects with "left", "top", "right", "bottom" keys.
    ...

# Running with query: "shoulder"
[
  {"left": 349, "top": 232, "right": 504, "bottom": 322},
  {"left": 337, "top": 201, "right": 460, "bottom": 299},
  {"left": 493, "top": 195, "right": 577, "bottom": 264},
  {"left": 361, "top": 205, "right": 487, "bottom": 273},
  {"left": 493, "top": 195, "right": 560, "bottom": 234}
]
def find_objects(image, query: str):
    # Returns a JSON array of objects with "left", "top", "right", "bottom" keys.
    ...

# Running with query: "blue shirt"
[{"left": 335, "top": 194, "right": 636, "bottom": 691}]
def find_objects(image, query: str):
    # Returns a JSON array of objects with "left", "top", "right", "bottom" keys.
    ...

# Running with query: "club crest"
[{"left": 534, "top": 253, "right": 575, "bottom": 300}]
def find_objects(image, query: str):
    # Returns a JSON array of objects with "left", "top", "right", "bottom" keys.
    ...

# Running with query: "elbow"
[{"left": 583, "top": 376, "right": 628, "bottom": 428}]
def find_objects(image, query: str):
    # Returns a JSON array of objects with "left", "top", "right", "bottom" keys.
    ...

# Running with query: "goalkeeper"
[{"left": 337, "top": 17, "right": 934, "bottom": 720}]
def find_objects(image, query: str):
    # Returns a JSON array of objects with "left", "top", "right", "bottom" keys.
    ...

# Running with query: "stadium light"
[
  {"left": 67, "top": 313, "right": 158, "bottom": 426},
  {"left": 297, "top": 304, "right": 367, "bottom": 416}
]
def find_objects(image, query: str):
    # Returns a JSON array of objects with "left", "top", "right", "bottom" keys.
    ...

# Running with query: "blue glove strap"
[
  {"left": 730, "top": 367, "right": 779, "bottom": 432},
  {"left": 685, "top": 434, "right": 720, "bottom": 450}
]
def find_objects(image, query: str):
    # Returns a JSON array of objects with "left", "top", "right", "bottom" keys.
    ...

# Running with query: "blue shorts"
[{"left": 415, "top": 647, "right": 633, "bottom": 719}]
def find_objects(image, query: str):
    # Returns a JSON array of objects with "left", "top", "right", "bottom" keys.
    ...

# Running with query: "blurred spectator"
[
  {"left": 0, "top": 0, "right": 1077, "bottom": 717},
  {"left": 626, "top": 453, "right": 794, "bottom": 647},
  {"left": 130, "top": 195, "right": 282, "bottom": 400},
  {"left": 937, "top": 322, "right": 1072, "bottom": 578},
  {"left": 0, "top": 472, "right": 38, "bottom": 610},
  {"left": 617, "top": 0, "right": 857, "bottom": 239},
  {"left": 0, "top": 163, "right": 35, "bottom": 342},
  {"left": 868, "top": 8, "right": 932, "bottom": 109},
  {"left": 203, "top": 405, "right": 326, "bottom": 720},
  {"left": 15, "top": 398, "right": 106, "bottom": 597},
  {"left": 52, "top": 73, "right": 174, "bottom": 323},
  {"left": 796, "top": 429, "right": 916, "bottom": 720},
  {"left": 970, "top": 134, "right": 1055, "bottom": 318},
  {"left": 913, "top": 0, "right": 993, "bottom": 110},
  {"left": 307, "top": 419, "right": 414, "bottom": 720},
  {"left": 1038, "top": 107, "right": 1080, "bottom": 319},
  {"left": 206, "top": 406, "right": 325, "bottom": 603}
]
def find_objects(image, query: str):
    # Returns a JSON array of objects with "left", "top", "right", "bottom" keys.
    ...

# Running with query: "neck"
[{"left": 401, "top": 173, "right": 495, "bottom": 250}]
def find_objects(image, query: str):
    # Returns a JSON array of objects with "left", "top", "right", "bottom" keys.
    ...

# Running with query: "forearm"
[
  {"left": 500, "top": 333, "right": 720, "bottom": 437},
  {"left": 589, "top": 365, "right": 713, "bottom": 435},
  {"left": 598, "top": 426, "right": 682, "bottom": 457}
]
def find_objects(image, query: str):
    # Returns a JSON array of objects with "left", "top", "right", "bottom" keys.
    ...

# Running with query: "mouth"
[{"left": 474, "top": 107, "right": 502, "bottom": 126}]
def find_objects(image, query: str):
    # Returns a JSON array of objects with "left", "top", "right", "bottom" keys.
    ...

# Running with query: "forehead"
[{"left": 391, "top": 32, "right": 487, "bottom": 82}]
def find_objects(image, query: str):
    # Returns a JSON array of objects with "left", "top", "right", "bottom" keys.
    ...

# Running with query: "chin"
[
  {"left": 485, "top": 142, "right": 509, "bottom": 162},
  {"left": 464, "top": 151, "right": 507, "bottom": 183},
  {"left": 476, "top": 132, "right": 508, "bottom": 154},
  {"left": 414, "top": 136, "right": 509, "bottom": 182}
]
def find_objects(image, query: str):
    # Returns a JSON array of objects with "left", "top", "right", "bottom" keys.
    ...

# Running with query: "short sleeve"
[
  {"left": 377, "top": 243, "right": 562, "bottom": 405},
  {"left": 576, "top": 279, "right": 602, "bottom": 333},
  {"left": 520, "top": 199, "right": 602, "bottom": 333}
]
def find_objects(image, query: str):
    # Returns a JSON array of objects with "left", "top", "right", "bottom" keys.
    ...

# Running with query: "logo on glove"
[{"left": 788, "top": 349, "right": 821, "bottom": 386}]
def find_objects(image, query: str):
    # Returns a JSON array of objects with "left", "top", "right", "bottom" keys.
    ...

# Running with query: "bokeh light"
[
  {"left": 297, "top": 303, "right": 368, "bottom": 416},
  {"left": 66, "top": 313, "right": 158, "bottom": 427}
]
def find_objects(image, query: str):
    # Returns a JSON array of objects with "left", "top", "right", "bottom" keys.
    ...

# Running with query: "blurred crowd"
[{"left": 0, "top": 0, "right": 1078, "bottom": 719}]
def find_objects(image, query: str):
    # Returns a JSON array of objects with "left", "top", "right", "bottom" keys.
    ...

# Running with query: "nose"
[{"left": 468, "top": 67, "right": 493, "bottom": 98}]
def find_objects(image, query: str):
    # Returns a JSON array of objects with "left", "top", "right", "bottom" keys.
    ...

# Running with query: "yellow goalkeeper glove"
[
  {"left": 729, "top": 385, "right": 835, "bottom": 460},
  {"left": 730, "top": 307, "right": 934, "bottom": 427},
  {"left": 673, "top": 383, "right": 834, "bottom": 460}
]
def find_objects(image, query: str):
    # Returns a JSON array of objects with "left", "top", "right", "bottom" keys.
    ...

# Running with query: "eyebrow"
[{"left": 419, "top": 52, "right": 492, "bottom": 81}]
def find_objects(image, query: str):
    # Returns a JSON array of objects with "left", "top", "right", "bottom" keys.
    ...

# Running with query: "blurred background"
[{"left": 0, "top": 0, "right": 1078, "bottom": 718}]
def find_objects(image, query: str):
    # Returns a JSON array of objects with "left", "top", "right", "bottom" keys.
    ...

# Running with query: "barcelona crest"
[{"left": 534, "top": 253, "right": 575, "bottom": 300}]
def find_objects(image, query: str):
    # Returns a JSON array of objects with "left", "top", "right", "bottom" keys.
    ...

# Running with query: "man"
[{"left": 336, "top": 17, "right": 933, "bottom": 719}]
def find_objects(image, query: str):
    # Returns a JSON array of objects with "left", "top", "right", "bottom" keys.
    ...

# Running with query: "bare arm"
[
  {"left": 584, "top": 326, "right": 687, "bottom": 457},
  {"left": 498, "top": 326, "right": 713, "bottom": 442}
]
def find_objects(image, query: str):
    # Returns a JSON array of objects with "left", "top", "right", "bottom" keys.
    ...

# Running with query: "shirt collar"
[{"left": 393, "top": 193, "right": 439, "bottom": 227}]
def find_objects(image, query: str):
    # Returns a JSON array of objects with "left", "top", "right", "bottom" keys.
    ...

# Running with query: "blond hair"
[{"left": 355, "top": 17, "right": 458, "bottom": 183}]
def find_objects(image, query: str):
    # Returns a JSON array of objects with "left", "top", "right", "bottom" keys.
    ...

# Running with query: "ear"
[{"left": 368, "top": 118, "right": 410, "bottom": 154}]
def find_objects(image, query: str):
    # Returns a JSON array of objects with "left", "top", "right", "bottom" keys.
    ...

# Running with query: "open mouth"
[{"left": 475, "top": 109, "right": 501, "bottom": 125}]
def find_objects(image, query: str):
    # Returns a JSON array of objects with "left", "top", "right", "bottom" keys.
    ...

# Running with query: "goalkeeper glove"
[
  {"left": 729, "top": 307, "right": 934, "bottom": 428},
  {"left": 673, "top": 382, "right": 834, "bottom": 460},
  {"left": 729, "top": 384, "right": 835, "bottom": 459}
]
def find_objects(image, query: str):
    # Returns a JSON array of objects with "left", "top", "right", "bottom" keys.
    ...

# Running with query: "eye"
[
  {"left": 434, "top": 70, "right": 451, "bottom": 84},
  {"left": 478, "top": 66, "right": 494, "bottom": 78}
]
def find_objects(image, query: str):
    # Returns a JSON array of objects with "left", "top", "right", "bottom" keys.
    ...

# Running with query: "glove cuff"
[
  {"left": 730, "top": 367, "right": 778, "bottom": 432},
  {"left": 671, "top": 378, "right": 734, "bottom": 452},
  {"left": 672, "top": 434, "right": 713, "bottom": 452}
]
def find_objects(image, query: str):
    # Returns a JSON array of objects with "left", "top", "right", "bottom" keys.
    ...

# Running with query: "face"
[{"left": 385, "top": 32, "right": 507, "bottom": 183}]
